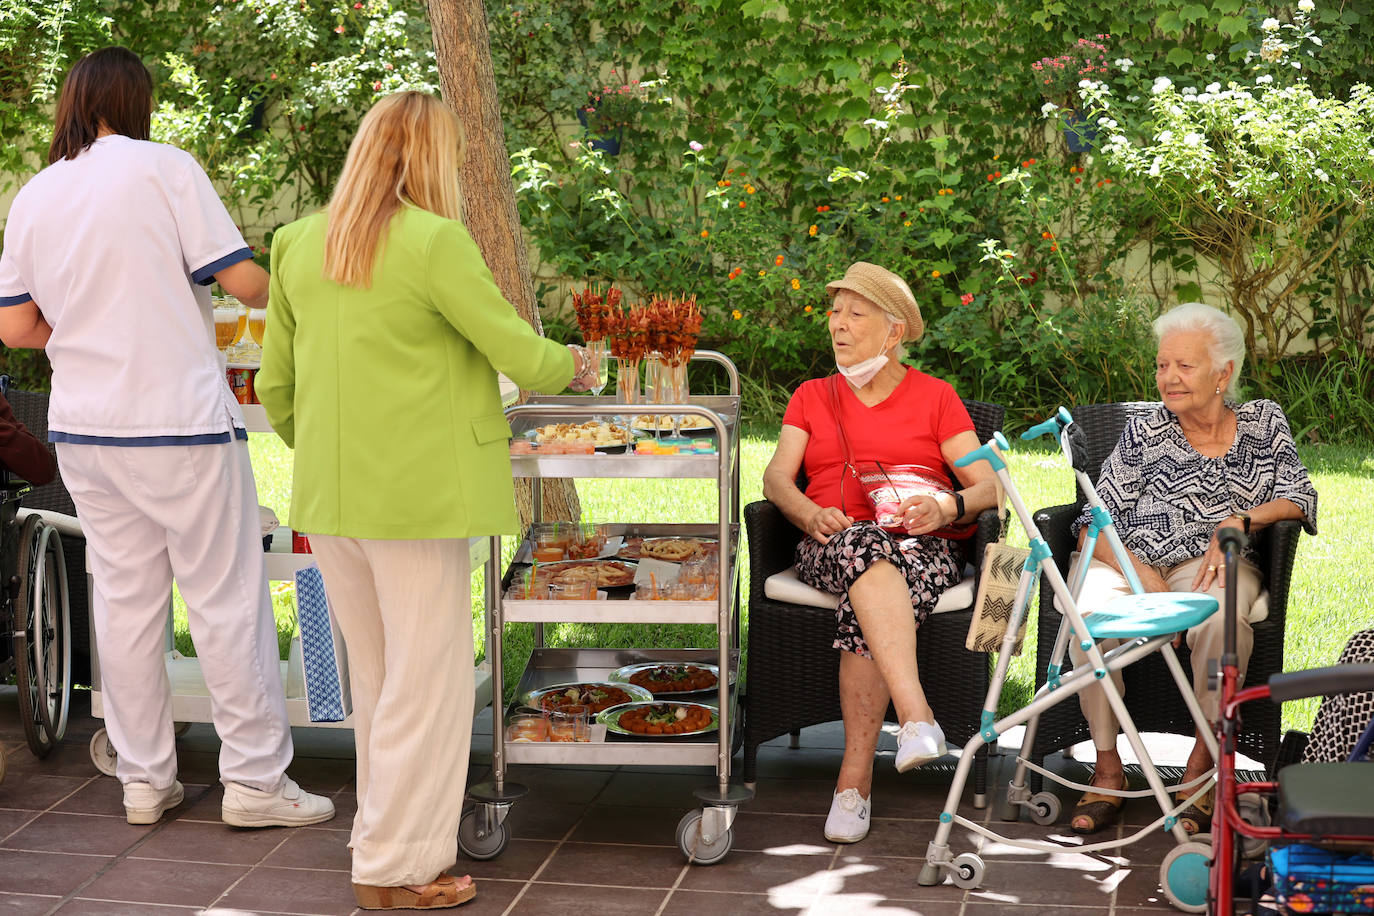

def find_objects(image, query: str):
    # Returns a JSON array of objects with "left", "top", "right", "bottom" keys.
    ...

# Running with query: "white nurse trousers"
[{"left": 56, "top": 440, "right": 293, "bottom": 792}]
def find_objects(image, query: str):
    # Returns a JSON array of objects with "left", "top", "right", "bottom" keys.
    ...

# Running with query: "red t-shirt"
[{"left": 782, "top": 368, "right": 974, "bottom": 531}]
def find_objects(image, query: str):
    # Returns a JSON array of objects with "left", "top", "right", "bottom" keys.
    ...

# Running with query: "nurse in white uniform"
[{"left": 0, "top": 47, "right": 333, "bottom": 828}]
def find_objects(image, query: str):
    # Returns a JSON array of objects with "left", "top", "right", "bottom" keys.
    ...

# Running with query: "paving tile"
[
  {"left": 749, "top": 778, "right": 852, "bottom": 816},
  {"left": 663, "top": 888, "right": 811, "bottom": 914},
  {"left": 171, "top": 784, "right": 225, "bottom": 823},
  {"left": 963, "top": 904, "right": 1108, "bottom": 915},
  {"left": 0, "top": 774, "right": 91, "bottom": 811},
  {"left": 500, "top": 882, "right": 668, "bottom": 915},
  {"left": 676, "top": 848, "right": 838, "bottom": 896},
  {"left": 458, "top": 838, "right": 556, "bottom": 881},
  {"left": 593, "top": 771, "right": 704, "bottom": 809},
  {"left": 0, "top": 810, "right": 39, "bottom": 844},
  {"left": 827, "top": 853, "right": 966, "bottom": 902},
  {"left": 132, "top": 818, "right": 291, "bottom": 865},
  {"left": 975, "top": 821, "right": 1124, "bottom": 868},
  {"left": 537, "top": 841, "right": 686, "bottom": 888},
  {"left": 280, "top": 756, "right": 358, "bottom": 794},
  {"left": 55, "top": 900, "right": 197, "bottom": 914},
  {"left": 569, "top": 804, "right": 678, "bottom": 846},
  {"left": 1, "top": 812, "right": 155, "bottom": 856},
  {"left": 0, "top": 893, "right": 61, "bottom": 914},
  {"left": 729, "top": 812, "right": 833, "bottom": 854},
  {"left": 169, "top": 750, "right": 223, "bottom": 786},
  {"left": 327, "top": 790, "right": 357, "bottom": 825},
  {"left": 215, "top": 864, "right": 359, "bottom": 915},
  {"left": 505, "top": 765, "right": 614, "bottom": 806},
  {"left": 504, "top": 799, "right": 585, "bottom": 841},
  {"left": 80, "top": 856, "right": 247, "bottom": 906},
  {"left": 447, "top": 876, "right": 524, "bottom": 916},
  {"left": 0, "top": 849, "right": 112, "bottom": 896},
  {"left": 0, "top": 743, "right": 102, "bottom": 779},
  {"left": 966, "top": 860, "right": 1116, "bottom": 907},
  {"left": 809, "top": 895, "right": 964, "bottom": 915},
  {"left": 53, "top": 777, "right": 206, "bottom": 819},
  {"left": 1110, "top": 859, "right": 1177, "bottom": 908},
  {"left": 848, "top": 817, "right": 979, "bottom": 860},
  {"left": 261, "top": 826, "right": 352, "bottom": 871}
]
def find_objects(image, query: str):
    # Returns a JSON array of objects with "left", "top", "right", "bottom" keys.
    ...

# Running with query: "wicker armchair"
[
  {"left": 1027, "top": 401, "right": 1304, "bottom": 785},
  {"left": 742, "top": 398, "right": 1006, "bottom": 803},
  {"left": 1, "top": 384, "right": 92, "bottom": 685}
]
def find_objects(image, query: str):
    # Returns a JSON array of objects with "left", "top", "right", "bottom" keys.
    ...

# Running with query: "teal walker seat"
[{"left": 1084, "top": 592, "right": 1218, "bottom": 640}]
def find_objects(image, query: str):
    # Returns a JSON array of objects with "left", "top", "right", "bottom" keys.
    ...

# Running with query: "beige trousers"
[
  {"left": 1068, "top": 555, "right": 1261, "bottom": 751},
  {"left": 310, "top": 536, "right": 474, "bottom": 887}
]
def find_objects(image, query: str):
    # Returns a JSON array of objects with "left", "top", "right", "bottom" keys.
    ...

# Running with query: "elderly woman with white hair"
[
  {"left": 761, "top": 262, "right": 998, "bottom": 844},
  {"left": 1067, "top": 302, "right": 1318, "bottom": 835}
]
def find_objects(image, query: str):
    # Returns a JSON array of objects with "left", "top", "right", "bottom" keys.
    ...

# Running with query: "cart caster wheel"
[
  {"left": 676, "top": 809, "right": 733, "bottom": 865},
  {"left": 1237, "top": 792, "right": 1271, "bottom": 860},
  {"left": 173, "top": 722, "right": 192, "bottom": 738},
  {"left": 1160, "top": 841, "right": 1212, "bottom": 913},
  {"left": 89, "top": 728, "right": 118, "bottom": 777},
  {"left": 917, "top": 862, "right": 945, "bottom": 886},
  {"left": 1028, "top": 791, "right": 1062, "bottom": 826},
  {"left": 950, "top": 853, "right": 986, "bottom": 889},
  {"left": 457, "top": 809, "right": 509, "bottom": 861}
]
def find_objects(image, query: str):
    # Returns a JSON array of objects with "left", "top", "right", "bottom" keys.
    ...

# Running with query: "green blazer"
[{"left": 258, "top": 207, "right": 574, "bottom": 539}]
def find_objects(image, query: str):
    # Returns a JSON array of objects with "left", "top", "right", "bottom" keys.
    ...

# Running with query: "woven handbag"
[{"left": 965, "top": 473, "right": 1031, "bottom": 655}]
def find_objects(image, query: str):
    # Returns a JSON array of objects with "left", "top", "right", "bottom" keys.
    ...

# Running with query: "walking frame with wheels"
[
  {"left": 919, "top": 408, "right": 1223, "bottom": 913},
  {"left": 1209, "top": 525, "right": 1374, "bottom": 915}
]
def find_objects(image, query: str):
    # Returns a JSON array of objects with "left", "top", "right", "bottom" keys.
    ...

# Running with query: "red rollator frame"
[{"left": 1208, "top": 526, "right": 1374, "bottom": 914}]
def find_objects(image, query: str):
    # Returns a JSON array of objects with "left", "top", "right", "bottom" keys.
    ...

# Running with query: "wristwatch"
[
  {"left": 951, "top": 490, "right": 965, "bottom": 521},
  {"left": 1234, "top": 510, "right": 1251, "bottom": 534}
]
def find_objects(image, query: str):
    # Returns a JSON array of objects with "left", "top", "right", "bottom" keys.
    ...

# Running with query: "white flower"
[
  {"left": 1181, "top": 86, "right": 1198, "bottom": 96},
  {"left": 1207, "top": 53, "right": 1216, "bottom": 61},
  {"left": 1157, "top": 130, "right": 1174, "bottom": 143},
  {"left": 1148, "top": 162, "right": 1161, "bottom": 176},
  {"left": 1261, "top": 17, "right": 1281, "bottom": 30},
  {"left": 1314, "top": 168, "right": 1329, "bottom": 181},
  {"left": 1041, "top": 101, "right": 1059, "bottom": 115},
  {"left": 1297, "top": 0, "right": 1314, "bottom": 11},
  {"left": 1078, "top": 78, "right": 1092, "bottom": 89},
  {"left": 1205, "top": 82, "right": 1221, "bottom": 93},
  {"left": 1183, "top": 132, "right": 1204, "bottom": 146},
  {"left": 1114, "top": 57, "right": 1134, "bottom": 71},
  {"left": 1127, "top": 94, "right": 1140, "bottom": 102},
  {"left": 1152, "top": 76, "right": 1173, "bottom": 94},
  {"left": 1256, "top": 74, "right": 1274, "bottom": 84},
  {"left": 1169, "top": 104, "right": 1184, "bottom": 115},
  {"left": 688, "top": 140, "right": 703, "bottom": 152}
]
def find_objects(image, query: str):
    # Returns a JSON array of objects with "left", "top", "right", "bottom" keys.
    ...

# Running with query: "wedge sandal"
[
  {"left": 353, "top": 874, "right": 475, "bottom": 910},
  {"left": 1176, "top": 787, "right": 1214, "bottom": 835},
  {"left": 1070, "top": 775, "right": 1130, "bottom": 835}
]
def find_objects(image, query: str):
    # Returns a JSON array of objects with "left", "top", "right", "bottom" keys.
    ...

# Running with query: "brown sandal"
[
  {"left": 1070, "top": 775, "right": 1129, "bottom": 835},
  {"left": 1177, "top": 787, "right": 1214, "bottom": 835},
  {"left": 353, "top": 873, "right": 476, "bottom": 910}
]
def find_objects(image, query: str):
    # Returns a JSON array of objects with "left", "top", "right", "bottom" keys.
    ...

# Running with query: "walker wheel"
[
  {"left": 1160, "top": 841, "right": 1212, "bottom": 913},
  {"left": 1028, "top": 791, "right": 1062, "bottom": 826},
  {"left": 89, "top": 728, "right": 118, "bottom": 777},
  {"left": 1236, "top": 792, "right": 1271, "bottom": 860},
  {"left": 950, "top": 852, "right": 986, "bottom": 889},
  {"left": 457, "top": 808, "right": 509, "bottom": 860},
  {"left": 676, "top": 809, "right": 733, "bottom": 865}
]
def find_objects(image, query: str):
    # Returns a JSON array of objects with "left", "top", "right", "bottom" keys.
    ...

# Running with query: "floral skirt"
[{"left": 794, "top": 523, "right": 963, "bottom": 658}]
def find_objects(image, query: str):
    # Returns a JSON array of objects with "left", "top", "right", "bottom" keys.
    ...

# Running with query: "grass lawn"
[{"left": 172, "top": 430, "right": 1372, "bottom": 736}]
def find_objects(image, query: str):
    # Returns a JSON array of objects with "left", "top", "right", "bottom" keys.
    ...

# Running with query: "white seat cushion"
[{"left": 764, "top": 565, "right": 976, "bottom": 614}]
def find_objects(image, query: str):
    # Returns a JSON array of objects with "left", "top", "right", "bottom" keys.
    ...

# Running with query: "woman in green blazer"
[{"left": 258, "top": 92, "right": 595, "bottom": 911}]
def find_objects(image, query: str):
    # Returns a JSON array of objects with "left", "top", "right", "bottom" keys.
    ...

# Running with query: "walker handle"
[
  {"left": 954, "top": 431, "right": 1010, "bottom": 471},
  {"left": 1021, "top": 407, "right": 1074, "bottom": 444}
]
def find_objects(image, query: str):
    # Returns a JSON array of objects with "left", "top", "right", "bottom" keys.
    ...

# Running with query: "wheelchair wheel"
[{"left": 13, "top": 516, "right": 70, "bottom": 757}]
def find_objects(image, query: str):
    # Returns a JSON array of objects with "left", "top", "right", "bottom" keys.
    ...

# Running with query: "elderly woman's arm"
[
  {"left": 896, "top": 429, "right": 999, "bottom": 536},
  {"left": 762, "top": 425, "right": 854, "bottom": 545}
]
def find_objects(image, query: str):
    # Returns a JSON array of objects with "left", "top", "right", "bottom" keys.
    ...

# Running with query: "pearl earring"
[{"left": 1215, "top": 385, "right": 1221, "bottom": 395}]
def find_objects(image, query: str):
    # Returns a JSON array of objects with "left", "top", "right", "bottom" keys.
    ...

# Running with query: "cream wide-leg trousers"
[
  {"left": 1067, "top": 554, "right": 1262, "bottom": 751},
  {"left": 56, "top": 441, "right": 293, "bottom": 791},
  {"left": 308, "top": 535, "right": 474, "bottom": 887}
]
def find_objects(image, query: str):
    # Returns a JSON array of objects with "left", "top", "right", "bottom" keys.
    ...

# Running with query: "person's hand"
[
  {"left": 566, "top": 344, "right": 598, "bottom": 392},
  {"left": 806, "top": 506, "right": 854, "bottom": 545},
  {"left": 899, "top": 493, "right": 955, "bottom": 536},
  {"left": 1191, "top": 517, "right": 1243, "bottom": 592}
]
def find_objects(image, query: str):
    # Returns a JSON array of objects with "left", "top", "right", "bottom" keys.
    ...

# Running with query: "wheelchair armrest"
[
  {"left": 1268, "top": 663, "right": 1374, "bottom": 704},
  {"left": 1255, "top": 518, "right": 1302, "bottom": 626}
]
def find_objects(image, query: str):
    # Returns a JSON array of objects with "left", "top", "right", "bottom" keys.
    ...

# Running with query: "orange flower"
[
  {"left": 903, "top": 220, "right": 911, "bottom": 227},
  {"left": 731, "top": 309, "right": 742, "bottom": 320},
  {"left": 724, "top": 179, "right": 732, "bottom": 186},
  {"left": 986, "top": 174, "right": 995, "bottom": 181},
  {"left": 1041, "top": 231, "right": 1053, "bottom": 239},
  {"left": 716, "top": 180, "right": 726, "bottom": 188},
  {"left": 700, "top": 230, "right": 709, "bottom": 238},
  {"left": 1050, "top": 244, "right": 1058, "bottom": 251},
  {"left": 808, "top": 224, "right": 818, "bottom": 236},
  {"left": 739, "top": 200, "right": 747, "bottom": 208},
  {"left": 791, "top": 278, "right": 801, "bottom": 290},
  {"left": 804, "top": 304, "right": 813, "bottom": 313},
  {"left": 881, "top": 196, "right": 890, "bottom": 203},
  {"left": 931, "top": 270, "right": 941, "bottom": 278},
  {"left": 774, "top": 254, "right": 784, "bottom": 266},
  {"left": 758, "top": 270, "right": 767, "bottom": 277},
  {"left": 895, "top": 194, "right": 903, "bottom": 201},
  {"left": 745, "top": 184, "right": 756, "bottom": 194}
]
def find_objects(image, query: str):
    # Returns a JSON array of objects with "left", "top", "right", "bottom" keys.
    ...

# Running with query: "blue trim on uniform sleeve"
[
  {"left": 0, "top": 292, "right": 33, "bottom": 307},
  {"left": 50, "top": 430, "right": 240, "bottom": 446},
  {"left": 191, "top": 247, "right": 254, "bottom": 286}
]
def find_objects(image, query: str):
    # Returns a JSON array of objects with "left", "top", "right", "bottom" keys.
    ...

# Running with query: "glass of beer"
[
  {"left": 248, "top": 308, "right": 267, "bottom": 347},
  {"left": 213, "top": 303, "right": 240, "bottom": 351}
]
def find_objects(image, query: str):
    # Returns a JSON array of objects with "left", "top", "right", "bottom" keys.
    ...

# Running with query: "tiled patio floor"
[{"left": 1, "top": 687, "right": 1227, "bottom": 915}]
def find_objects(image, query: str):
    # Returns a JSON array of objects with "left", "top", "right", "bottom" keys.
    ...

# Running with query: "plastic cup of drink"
[
  {"left": 505, "top": 712, "right": 549, "bottom": 743},
  {"left": 548, "top": 704, "right": 589, "bottom": 742}
]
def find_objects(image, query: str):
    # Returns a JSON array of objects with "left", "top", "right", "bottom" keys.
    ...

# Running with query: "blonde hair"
[{"left": 324, "top": 92, "right": 466, "bottom": 288}]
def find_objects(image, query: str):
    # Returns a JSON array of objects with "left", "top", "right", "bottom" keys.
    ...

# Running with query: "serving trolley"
[{"left": 462, "top": 350, "right": 754, "bottom": 864}]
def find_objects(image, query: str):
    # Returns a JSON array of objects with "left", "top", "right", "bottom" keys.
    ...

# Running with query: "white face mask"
[{"left": 836, "top": 352, "right": 889, "bottom": 388}]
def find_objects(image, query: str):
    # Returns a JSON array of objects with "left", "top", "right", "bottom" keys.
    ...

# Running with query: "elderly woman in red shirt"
[{"left": 762, "top": 262, "right": 997, "bottom": 844}]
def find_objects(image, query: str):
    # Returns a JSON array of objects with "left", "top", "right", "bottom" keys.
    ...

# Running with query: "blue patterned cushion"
[{"left": 296, "top": 565, "right": 351, "bottom": 723}]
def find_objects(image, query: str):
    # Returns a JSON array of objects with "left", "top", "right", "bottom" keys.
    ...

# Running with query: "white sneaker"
[
  {"left": 222, "top": 776, "right": 335, "bottom": 827},
  {"left": 895, "top": 720, "right": 948, "bottom": 773},
  {"left": 124, "top": 780, "right": 184, "bottom": 825},
  {"left": 824, "top": 788, "right": 872, "bottom": 843}
]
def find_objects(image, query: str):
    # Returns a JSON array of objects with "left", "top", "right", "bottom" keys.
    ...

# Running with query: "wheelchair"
[{"left": 0, "top": 468, "right": 72, "bottom": 785}]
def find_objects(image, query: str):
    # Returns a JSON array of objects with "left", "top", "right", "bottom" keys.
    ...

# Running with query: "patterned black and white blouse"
[{"left": 1075, "top": 400, "right": 1318, "bottom": 567}]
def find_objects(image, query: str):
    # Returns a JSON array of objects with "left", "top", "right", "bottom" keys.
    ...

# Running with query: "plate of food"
[
  {"left": 522, "top": 681, "right": 653, "bottom": 715},
  {"left": 629, "top": 413, "right": 730, "bottom": 435},
  {"left": 531, "top": 420, "right": 630, "bottom": 450},
  {"left": 608, "top": 662, "right": 729, "bottom": 695},
  {"left": 618, "top": 536, "right": 718, "bottom": 562},
  {"left": 598, "top": 701, "right": 718, "bottom": 738},
  {"left": 535, "top": 558, "right": 638, "bottom": 589}
]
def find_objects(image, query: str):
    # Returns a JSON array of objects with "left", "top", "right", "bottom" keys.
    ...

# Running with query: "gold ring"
[{"left": 1207, "top": 565, "right": 1217, "bottom": 573}]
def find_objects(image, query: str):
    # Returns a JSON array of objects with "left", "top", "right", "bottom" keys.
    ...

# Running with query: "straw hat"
[{"left": 824, "top": 261, "right": 923, "bottom": 342}]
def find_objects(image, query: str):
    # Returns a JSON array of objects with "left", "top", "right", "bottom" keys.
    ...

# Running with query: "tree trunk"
[{"left": 425, "top": 0, "right": 579, "bottom": 526}]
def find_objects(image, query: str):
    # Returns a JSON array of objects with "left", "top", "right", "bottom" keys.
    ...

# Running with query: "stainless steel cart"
[{"left": 462, "top": 351, "right": 753, "bottom": 864}]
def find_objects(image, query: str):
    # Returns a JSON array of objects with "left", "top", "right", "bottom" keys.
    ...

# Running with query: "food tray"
[
  {"left": 608, "top": 662, "right": 735, "bottom": 696},
  {"left": 598, "top": 701, "right": 719, "bottom": 738}
]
